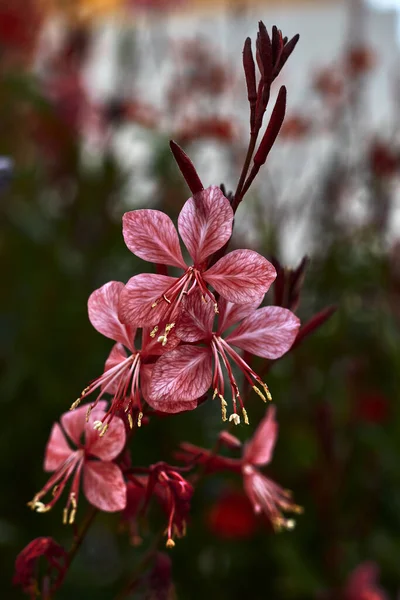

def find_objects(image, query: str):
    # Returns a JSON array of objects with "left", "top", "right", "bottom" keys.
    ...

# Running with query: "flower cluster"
[{"left": 14, "top": 20, "right": 342, "bottom": 600}]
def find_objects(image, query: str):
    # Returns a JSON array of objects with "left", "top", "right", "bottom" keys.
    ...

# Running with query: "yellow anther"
[
  {"left": 28, "top": 499, "right": 51, "bottom": 513},
  {"left": 52, "top": 485, "right": 59, "bottom": 497},
  {"left": 86, "top": 406, "right": 92, "bottom": 422},
  {"left": 157, "top": 323, "right": 175, "bottom": 346},
  {"left": 262, "top": 382, "right": 272, "bottom": 401},
  {"left": 99, "top": 423, "right": 109, "bottom": 437},
  {"left": 70, "top": 398, "right": 81, "bottom": 410},
  {"left": 151, "top": 302, "right": 158, "bottom": 308},
  {"left": 62, "top": 508, "right": 68, "bottom": 525},
  {"left": 150, "top": 326, "right": 159, "bottom": 338},
  {"left": 214, "top": 302, "right": 219, "bottom": 314},
  {"left": 127, "top": 414, "right": 133, "bottom": 429},
  {"left": 137, "top": 412, "right": 143, "bottom": 427},
  {"left": 229, "top": 413, "right": 241, "bottom": 426},
  {"left": 253, "top": 385, "right": 267, "bottom": 402},
  {"left": 166, "top": 538, "right": 175, "bottom": 548},
  {"left": 242, "top": 407, "right": 249, "bottom": 425},
  {"left": 219, "top": 394, "right": 228, "bottom": 422},
  {"left": 213, "top": 388, "right": 218, "bottom": 399},
  {"left": 93, "top": 420, "right": 103, "bottom": 431}
]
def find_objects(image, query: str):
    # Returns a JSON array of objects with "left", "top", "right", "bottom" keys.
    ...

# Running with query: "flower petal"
[
  {"left": 61, "top": 402, "right": 107, "bottom": 447},
  {"left": 119, "top": 273, "right": 178, "bottom": 327},
  {"left": 243, "top": 406, "right": 278, "bottom": 466},
  {"left": 217, "top": 295, "right": 264, "bottom": 334},
  {"left": 226, "top": 306, "right": 300, "bottom": 359},
  {"left": 148, "top": 345, "right": 213, "bottom": 412},
  {"left": 86, "top": 413, "right": 126, "bottom": 460},
  {"left": 83, "top": 461, "right": 127, "bottom": 512},
  {"left": 203, "top": 249, "right": 276, "bottom": 303},
  {"left": 102, "top": 343, "right": 128, "bottom": 394},
  {"left": 44, "top": 423, "right": 72, "bottom": 472},
  {"left": 123, "top": 209, "right": 186, "bottom": 268},
  {"left": 88, "top": 281, "right": 136, "bottom": 351},
  {"left": 178, "top": 186, "right": 233, "bottom": 264},
  {"left": 176, "top": 290, "right": 215, "bottom": 342}
]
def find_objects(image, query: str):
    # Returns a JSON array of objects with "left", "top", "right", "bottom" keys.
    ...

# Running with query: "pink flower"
[
  {"left": 148, "top": 291, "right": 299, "bottom": 420},
  {"left": 178, "top": 406, "right": 301, "bottom": 531},
  {"left": 72, "top": 281, "right": 178, "bottom": 432},
  {"left": 14, "top": 537, "right": 67, "bottom": 600},
  {"left": 344, "top": 562, "right": 387, "bottom": 600},
  {"left": 242, "top": 405, "right": 302, "bottom": 531},
  {"left": 119, "top": 186, "right": 276, "bottom": 345},
  {"left": 28, "top": 403, "right": 127, "bottom": 522}
]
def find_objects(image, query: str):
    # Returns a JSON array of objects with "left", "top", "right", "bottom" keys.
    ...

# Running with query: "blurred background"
[{"left": 2, "top": 0, "right": 400, "bottom": 597}]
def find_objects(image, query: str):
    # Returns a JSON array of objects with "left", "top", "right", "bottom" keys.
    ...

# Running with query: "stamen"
[
  {"left": 127, "top": 414, "right": 133, "bottom": 429},
  {"left": 213, "top": 388, "right": 218, "bottom": 399},
  {"left": 261, "top": 382, "right": 272, "bottom": 401},
  {"left": 218, "top": 394, "right": 227, "bottom": 421},
  {"left": 93, "top": 420, "right": 103, "bottom": 431},
  {"left": 149, "top": 325, "right": 159, "bottom": 338},
  {"left": 214, "top": 302, "right": 219, "bottom": 314},
  {"left": 27, "top": 499, "right": 51, "bottom": 513},
  {"left": 86, "top": 406, "right": 92, "bottom": 422},
  {"left": 137, "top": 411, "right": 143, "bottom": 427},
  {"left": 253, "top": 385, "right": 267, "bottom": 402},
  {"left": 157, "top": 322, "right": 175, "bottom": 346},
  {"left": 163, "top": 294, "right": 172, "bottom": 304},
  {"left": 229, "top": 413, "right": 241, "bottom": 425},
  {"left": 166, "top": 538, "right": 175, "bottom": 548},
  {"left": 99, "top": 423, "right": 109, "bottom": 437},
  {"left": 70, "top": 386, "right": 90, "bottom": 410},
  {"left": 63, "top": 493, "right": 78, "bottom": 525},
  {"left": 242, "top": 407, "right": 249, "bottom": 425}
]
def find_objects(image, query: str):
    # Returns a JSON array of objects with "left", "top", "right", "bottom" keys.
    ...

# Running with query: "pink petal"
[
  {"left": 61, "top": 401, "right": 108, "bottom": 447},
  {"left": 83, "top": 460, "right": 127, "bottom": 512},
  {"left": 105, "top": 343, "right": 127, "bottom": 371},
  {"left": 226, "top": 306, "right": 300, "bottom": 359},
  {"left": 44, "top": 423, "right": 72, "bottom": 472},
  {"left": 118, "top": 273, "right": 178, "bottom": 327},
  {"left": 217, "top": 295, "right": 264, "bottom": 334},
  {"left": 140, "top": 363, "right": 153, "bottom": 402},
  {"left": 123, "top": 209, "right": 186, "bottom": 269},
  {"left": 88, "top": 281, "right": 136, "bottom": 351},
  {"left": 243, "top": 406, "right": 278, "bottom": 466},
  {"left": 86, "top": 413, "right": 126, "bottom": 460},
  {"left": 203, "top": 249, "right": 276, "bottom": 303},
  {"left": 178, "top": 186, "right": 233, "bottom": 265},
  {"left": 148, "top": 345, "right": 213, "bottom": 412},
  {"left": 176, "top": 290, "right": 214, "bottom": 342}
]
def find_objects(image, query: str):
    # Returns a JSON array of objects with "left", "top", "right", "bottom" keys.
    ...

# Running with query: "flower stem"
[
  {"left": 66, "top": 505, "right": 98, "bottom": 568},
  {"left": 233, "top": 132, "right": 258, "bottom": 212}
]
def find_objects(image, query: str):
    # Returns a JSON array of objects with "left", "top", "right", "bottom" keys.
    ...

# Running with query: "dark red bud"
[
  {"left": 292, "top": 305, "right": 337, "bottom": 349},
  {"left": 253, "top": 86, "right": 287, "bottom": 168},
  {"left": 169, "top": 140, "right": 204, "bottom": 195}
]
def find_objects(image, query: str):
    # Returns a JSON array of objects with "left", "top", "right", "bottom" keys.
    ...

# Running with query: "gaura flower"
[
  {"left": 126, "top": 463, "right": 193, "bottom": 548},
  {"left": 343, "top": 562, "right": 387, "bottom": 600},
  {"left": 13, "top": 537, "right": 67, "bottom": 600},
  {"left": 71, "top": 281, "right": 178, "bottom": 433},
  {"left": 28, "top": 403, "right": 127, "bottom": 522},
  {"left": 179, "top": 406, "right": 302, "bottom": 531},
  {"left": 143, "top": 463, "right": 193, "bottom": 549},
  {"left": 148, "top": 291, "right": 299, "bottom": 422},
  {"left": 118, "top": 186, "right": 276, "bottom": 344}
]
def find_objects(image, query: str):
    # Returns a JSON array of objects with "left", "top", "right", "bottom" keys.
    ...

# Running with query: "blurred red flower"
[
  {"left": 207, "top": 489, "right": 258, "bottom": 539},
  {"left": 14, "top": 537, "right": 67, "bottom": 600}
]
